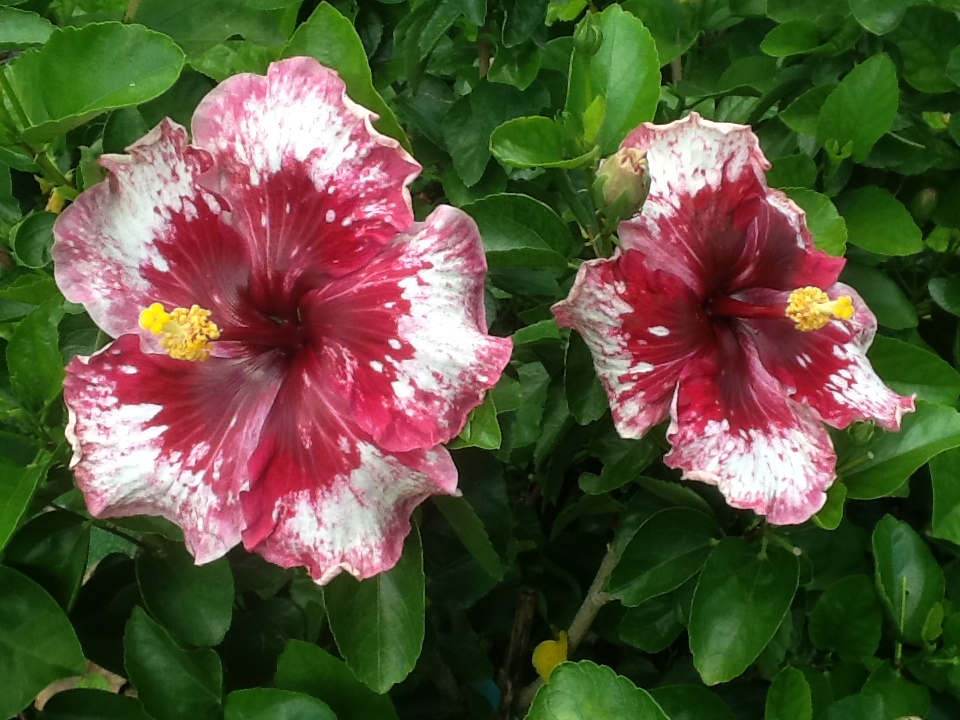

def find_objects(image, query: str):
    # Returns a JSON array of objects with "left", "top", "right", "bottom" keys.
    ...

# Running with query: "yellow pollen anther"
[
  {"left": 785, "top": 287, "right": 854, "bottom": 332},
  {"left": 138, "top": 302, "right": 220, "bottom": 361}
]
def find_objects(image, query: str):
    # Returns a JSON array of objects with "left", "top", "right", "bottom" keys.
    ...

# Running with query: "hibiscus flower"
[
  {"left": 552, "top": 113, "right": 913, "bottom": 524},
  {"left": 53, "top": 57, "right": 512, "bottom": 582}
]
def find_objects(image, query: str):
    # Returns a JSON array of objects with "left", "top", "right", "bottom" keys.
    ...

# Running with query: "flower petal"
[
  {"left": 241, "top": 350, "right": 457, "bottom": 583},
  {"left": 302, "top": 205, "right": 512, "bottom": 452},
  {"left": 53, "top": 120, "right": 254, "bottom": 339},
  {"left": 190, "top": 57, "right": 421, "bottom": 311},
  {"left": 664, "top": 329, "right": 836, "bottom": 525},
  {"left": 743, "top": 283, "right": 915, "bottom": 431},
  {"left": 64, "top": 335, "right": 284, "bottom": 562},
  {"left": 552, "top": 249, "right": 711, "bottom": 438},
  {"left": 618, "top": 113, "right": 844, "bottom": 297}
]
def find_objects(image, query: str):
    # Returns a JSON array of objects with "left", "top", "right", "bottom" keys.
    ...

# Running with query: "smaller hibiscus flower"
[
  {"left": 553, "top": 113, "right": 914, "bottom": 524},
  {"left": 53, "top": 57, "right": 512, "bottom": 582}
]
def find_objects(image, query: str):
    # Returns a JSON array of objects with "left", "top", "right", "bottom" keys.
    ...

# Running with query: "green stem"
[
  {"left": 552, "top": 169, "right": 602, "bottom": 255},
  {"left": 32, "top": 151, "right": 72, "bottom": 188}
]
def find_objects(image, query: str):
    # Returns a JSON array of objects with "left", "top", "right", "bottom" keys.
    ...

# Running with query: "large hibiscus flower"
[
  {"left": 53, "top": 57, "right": 512, "bottom": 582},
  {"left": 552, "top": 113, "right": 913, "bottom": 524}
]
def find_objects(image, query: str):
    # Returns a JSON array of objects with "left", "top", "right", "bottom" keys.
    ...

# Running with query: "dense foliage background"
[{"left": 4, "top": 0, "right": 960, "bottom": 718}]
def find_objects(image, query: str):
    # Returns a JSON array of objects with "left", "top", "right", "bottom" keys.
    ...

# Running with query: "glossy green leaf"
[
  {"left": 839, "top": 263, "right": 916, "bottom": 330},
  {"left": 888, "top": 6, "right": 960, "bottom": 93},
  {"left": 861, "top": 661, "right": 930, "bottom": 718},
  {"left": 6, "top": 23, "right": 184, "bottom": 144},
  {"left": 566, "top": 5, "right": 660, "bottom": 154},
  {"left": 841, "top": 401, "right": 960, "bottom": 500},
  {"left": 124, "top": 607, "right": 223, "bottom": 720},
  {"left": 490, "top": 116, "right": 595, "bottom": 169},
  {"left": 225, "top": 689, "right": 335, "bottom": 720},
  {"left": 608, "top": 508, "right": 720, "bottom": 607},
  {"left": 817, "top": 54, "right": 898, "bottom": 163},
  {"left": 848, "top": 0, "right": 913, "bottom": 34},
  {"left": 455, "top": 0, "right": 486, "bottom": 25},
  {"left": 565, "top": 331, "right": 608, "bottom": 425},
  {"left": 867, "top": 336, "right": 960, "bottom": 406},
  {"left": 783, "top": 188, "right": 846, "bottom": 256},
  {"left": 527, "top": 661, "right": 669, "bottom": 720},
  {"left": 464, "top": 193, "right": 571, "bottom": 269},
  {"left": 689, "top": 538, "right": 799, "bottom": 685},
  {"left": 283, "top": 2, "right": 410, "bottom": 151},
  {"left": 324, "top": 528, "right": 424, "bottom": 693},
  {"left": 873, "top": 515, "right": 945, "bottom": 643},
  {"left": 7, "top": 299, "right": 64, "bottom": 410},
  {"left": 450, "top": 393, "right": 501, "bottom": 449},
  {"left": 781, "top": 85, "right": 834, "bottom": 137},
  {"left": 502, "top": 0, "right": 548, "bottom": 47},
  {"left": 432, "top": 495, "right": 504, "bottom": 579},
  {"left": 760, "top": 21, "right": 821, "bottom": 57},
  {"left": 842, "top": 186, "right": 922, "bottom": 255},
  {"left": 619, "top": 590, "right": 685, "bottom": 653},
  {"left": 621, "top": 0, "right": 696, "bottom": 65},
  {"left": 38, "top": 688, "right": 151, "bottom": 720},
  {"left": 136, "top": 542, "right": 234, "bottom": 647},
  {"left": 0, "top": 457, "right": 46, "bottom": 552},
  {"left": 0, "top": 7, "right": 54, "bottom": 49},
  {"left": 650, "top": 685, "right": 736, "bottom": 720},
  {"left": 766, "top": 667, "right": 812, "bottom": 720},
  {"left": 0, "top": 566, "right": 86, "bottom": 719},
  {"left": 929, "top": 275, "right": 960, "bottom": 317},
  {"left": 275, "top": 640, "right": 400, "bottom": 720},
  {"left": 808, "top": 575, "right": 883, "bottom": 658},
  {"left": 931, "top": 448, "right": 960, "bottom": 546},
  {"left": 10, "top": 211, "right": 55, "bottom": 268}
]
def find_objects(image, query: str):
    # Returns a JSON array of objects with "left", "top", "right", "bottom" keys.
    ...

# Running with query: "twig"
[
  {"left": 498, "top": 586, "right": 537, "bottom": 720},
  {"left": 123, "top": 0, "right": 142, "bottom": 23},
  {"left": 517, "top": 544, "right": 618, "bottom": 711},
  {"left": 478, "top": 20, "right": 492, "bottom": 77}
]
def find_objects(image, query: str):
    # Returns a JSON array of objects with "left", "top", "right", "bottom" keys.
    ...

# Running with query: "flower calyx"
[
  {"left": 785, "top": 287, "right": 853, "bottom": 332},
  {"left": 138, "top": 302, "right": 220, "bottom": 361}
]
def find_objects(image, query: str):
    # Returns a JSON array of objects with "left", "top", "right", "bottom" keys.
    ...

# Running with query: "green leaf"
[
  {"left": 124, "top": 607, "right": 223, "bottom": 720},
  {"left": 888, "top": 6, "right": 960, "bottom": 93},
  {"left": 225, "top": 689, "right": 335, "bottom": 720},
  {"left": 0, "top": 7, "right": 54, "bottom": 49},
  {"left": 10, "top": 211, "right": 55, "bottom": 269},
  {"left": 582, "top": 437, "right": 660, "bottom": 495},
  {"left": 619, "top": 590, "right": 685, "bottom": 653},
  {"left": 38, "top": 688, "right": 151, "bottom": 720},
  {"left": 808, "top": 575, "right": 883, "bottom": 658},
  {"left": 760, "top": 21, "right": 821, "bottom": 57},
  {"left": 450, "top": 393, "right": 502, "bottom": 449},
  {"left": 432, "top": 495, "right": 504, "bottom": 579},
  {"left": 689, "top": 538, "right": 799, "bottom": 685},
  {"left": 841, "top": 401, "right": 960, "bottom": 500},
  {"left": 930, "top": 447, "right": 960, "bottom": 546},
  {"left": 783, "top": 188, "right": 846, "bottom": 256},
  {"left": 502, "top": 0, "right": 548, "bottom": 47},
  {"left": 512, "top": 319, "right": 561, "bottom": 346},
  {"left": 6, "top": 23, "right": 184, "bottom": 144},
  {"left": 275, "top": 640, "right": 400, "bottom": 720},
  {"left": 135, "top": 0, "right": 286, "bottom": 58},
  {"left": 842, "top": 187, "right": 922, "bottom": 256},
  {"left": 0, "top": 566, "right": 86, "bottom": 719},
  {"left": 812, "top": 482, "right": 846, "bottom": 531},
  {"left": 3, "top": 510, "right": 90, "bottom": 610},
  {"left": 621, "top": 0, "right": 696, "bottom": 66},
  {"left": 0, "top": 457, "right": 46, "bottom": 552},
  {"left": 650, "top": 685, "right": 736, "bottom": 720},
  {"left": 488, "top": 44, "right": 542, "bottom": 91},
  {"left": 7, "top": 300, "right": 64, "bottom": 410},
  {"left": 136, "top": 542, "right": 234, "bottom": 647},
  {"left": 455, "top": 0, "right": 486, "bottom": 25},
  {"left": 872, "top": 514, "right": 945, "bottom": 643},
  {"left": 608, "top": 508, "right": 720, "bottom": 607},
  {"left": 867, "top": 336, "right": 960, "bottom": 406},
  {"left": 929, "top": 275, "right": 960, "bottom": 317},
  {"left": 565, "top": 331, "right": 608, "bottom": 425},
  {"left": 839, "top": 263, "right": 916, "bottom": 330},
  {"left": 324, "top": 528, "right": 424, "bottom": 693},
  {"left": 816, "top": 54, "right": 898, "bottom": 163},
  {"left": 781, "top": 85, "right": 834, "bottom": 137},
  {"left": 526, "top": 661, "right": 669, "bottom": 720},
  {"left": 822, "top": 695, "right": 884, "bottom": 720},
  {"left": 464, "top": 193, "right": 571, "bottom": 269},
  {"left": 848, "top": 0, "right": 913, "bottom": 34},
  {"left": 766, "top": 667, "right": 812, "bottom": 720},
  {"left": 566, "top": 5, "right": 660, "bottom": 154},
  {"left": 490, "top": 116, "right": 595, "bottom": 169},
  {"left": 283, "top": 2, "right": 410, "bottom": 152}
]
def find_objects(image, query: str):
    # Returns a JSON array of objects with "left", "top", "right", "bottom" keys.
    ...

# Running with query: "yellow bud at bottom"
[
  {"left": 785, "top": 287, "right": 853, "bottom": 332},
  {"left": 532, "top": 631, "right": 568, "bottom": 682},
  {"left": 138, "top": 302, "right": 220, "bottom": 362}
]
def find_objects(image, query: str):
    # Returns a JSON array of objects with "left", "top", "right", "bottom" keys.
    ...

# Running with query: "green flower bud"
[
  {"left": 573, "top": 16, "right": 603, "bottom": 57},
  {"left": 592, "top": 147, "right": 650, "bottom": 223}
]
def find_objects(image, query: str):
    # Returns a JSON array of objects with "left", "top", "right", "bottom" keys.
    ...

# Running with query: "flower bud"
[
  {"left": 573, "top": 16, "right": 603, "bottom": 57},
  {"left": 593, "top": 147, "right": 650, "bottom": 222}
]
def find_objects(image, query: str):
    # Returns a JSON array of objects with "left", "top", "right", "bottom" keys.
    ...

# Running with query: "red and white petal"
[
  {"left": 52, "top": 119, "right": 254, "bottom": 340},
  {"left": 743, "top": 283, "right": 915, "bottom": 432},
  {"left": 190, "top": 56, "right": 421, "bottom": 307},
  {"left": 617, "top": 113, "right": 844, "bottom": 297},
  {"left": 302, "top": 205, "right": 512, "bottom": 453},
  {"left": 552, "top": 249, "right": 712, "bottom": 439},
  {"left": 240, "top": 350, "right": 458, "bottom": 583},
  {"left": 664, "top": 331, "right": 836, "bottom": 525},
  {"left": 64, "top": 336, "right": 284, "bottom": 563}
]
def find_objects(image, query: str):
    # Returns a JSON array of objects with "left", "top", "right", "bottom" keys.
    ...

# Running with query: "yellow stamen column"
[
  {"left": 785, "top": 287, "right": 854, "bottom": 332},
  {"left": 138, "top": 302, "right": 220, "bottom": 361}
]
